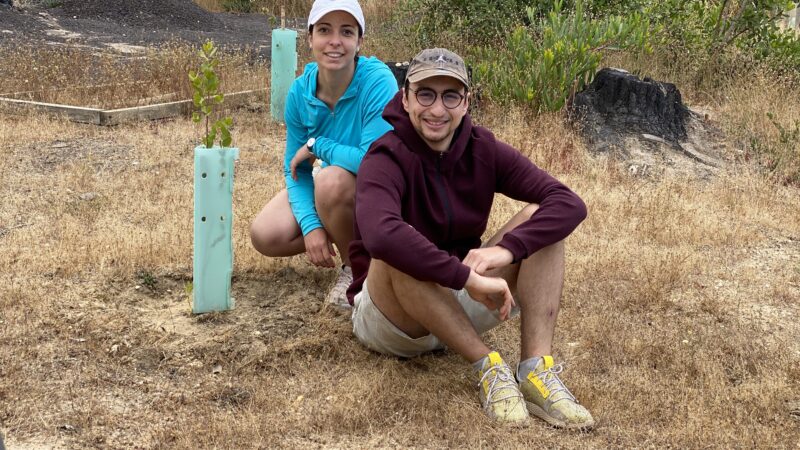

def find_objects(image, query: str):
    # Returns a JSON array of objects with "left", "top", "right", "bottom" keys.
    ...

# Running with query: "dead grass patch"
[
  {"left": 1, "top": 44, "right": 267, "bottom": 110},
  {"left": 1, "top": 56, "right": 799, "bottom": 450}
]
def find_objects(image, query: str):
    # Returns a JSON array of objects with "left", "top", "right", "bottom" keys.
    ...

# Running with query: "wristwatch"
[{"left": 306, "top": 137, "right": 316, "bottom": 155}]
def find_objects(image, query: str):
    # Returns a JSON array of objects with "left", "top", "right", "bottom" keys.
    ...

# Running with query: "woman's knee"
[
  {"left": 314, "top": 167, "right": 355, "bottom": 207},
  {"left": 250, "top": 219, "right": 278, "bottom": 255}
]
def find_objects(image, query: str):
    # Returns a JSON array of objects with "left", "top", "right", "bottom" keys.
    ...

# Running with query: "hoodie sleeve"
[
  {"left": 356, "top": 148, "right": 471, "bottom": 290},
  {"left": 493, "top": 141, "right": 587, "bottom": 261},
  {"left": 310, "top": 68, "right": 397, "bottom": 174},
  {"left": 284, "top": 84, "right": 323, "bottom": 236}
]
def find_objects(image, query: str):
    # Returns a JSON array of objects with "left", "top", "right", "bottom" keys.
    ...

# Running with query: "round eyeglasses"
[{"left": 409, "top": 88, "right": 466, "bottom": 109}]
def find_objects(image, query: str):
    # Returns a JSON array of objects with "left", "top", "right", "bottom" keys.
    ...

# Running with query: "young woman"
[{"left": 250, "top": 0, "right": 398, "bottom": 307}]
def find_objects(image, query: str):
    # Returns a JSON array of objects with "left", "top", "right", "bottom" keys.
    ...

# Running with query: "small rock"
[
  {"left": 79, "top": 192, "right": 98, "bottom": 201},
  {"left": 51, "top": 142, "right": 69, "bottom": 149},
  {"left": 58, "top": 424, "right": 76, "bottom": 432},
  {"left": 642, "top": 133, "right": 667, "bottom": 144},
  {"left": 212, "top": 364, "right": 222, "bottom": 374}
]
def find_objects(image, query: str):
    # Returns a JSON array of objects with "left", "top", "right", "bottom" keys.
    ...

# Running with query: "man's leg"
[
  {"left": 484, "top": 203, "right": 593, "bottom": 430},
  {"left": 481, "top": 204, "right": 562, "bottom": 359},
  {"left": 367, "top": 259, "right": 490, "bottom": 362},
  {"left": 356, "top": 259, "right": 528, "bottom": 424}
]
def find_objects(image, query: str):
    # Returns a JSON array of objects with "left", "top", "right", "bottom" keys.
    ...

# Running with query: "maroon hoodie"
[{"left": 346, "top": 92, "right": 587, "bottom": 303}]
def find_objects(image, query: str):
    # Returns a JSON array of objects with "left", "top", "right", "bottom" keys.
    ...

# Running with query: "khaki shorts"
[{"left": 351, "top": 279, "right": 519, "bottom": 358}]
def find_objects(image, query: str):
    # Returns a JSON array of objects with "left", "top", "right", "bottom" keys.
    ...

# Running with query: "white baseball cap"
[{"left": 308, "top": 0, "right": 366, "bottom": 35}]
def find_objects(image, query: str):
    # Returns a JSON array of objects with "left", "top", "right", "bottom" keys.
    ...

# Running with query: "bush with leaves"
[
  {"left": 474, "top": 0, "right": 651, "bottom": 112},
  {"left": 188, "top": 40, "right": 233, "bottom": 149},
  {"left": 400, "top": 0, "right": 531, "bottom": 50},
  {"left": 644, "top": 0, "right": 799, "bottom": 71}
]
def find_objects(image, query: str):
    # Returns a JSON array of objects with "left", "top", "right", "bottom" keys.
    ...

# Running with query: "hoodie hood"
[{"left": 381, "top": 91, "right": 473, "bottom": 171}]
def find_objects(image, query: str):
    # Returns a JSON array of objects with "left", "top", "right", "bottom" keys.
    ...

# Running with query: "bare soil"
[{"left": 0, "top": 0, "right": 273, "bottom": 57}]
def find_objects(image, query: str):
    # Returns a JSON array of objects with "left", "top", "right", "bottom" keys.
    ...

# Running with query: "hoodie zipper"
[{"left": 434, "top": 155, "right": 454, "bottom": 241}]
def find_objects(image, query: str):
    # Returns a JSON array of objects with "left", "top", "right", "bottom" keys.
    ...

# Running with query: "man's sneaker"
[
  {"left": 476, "top": 352, "right": 529, "bottom": 424},
  {"left": 518, "top": 356, "right": 595, "bottom": 430},
  {"left": 324, "top": 265, "right": 352, "bottom": 308}
]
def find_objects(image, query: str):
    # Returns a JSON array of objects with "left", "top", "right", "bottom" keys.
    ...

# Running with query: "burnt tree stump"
[{"left": 572, "top": 68, "right": 690, "bottom": 153}]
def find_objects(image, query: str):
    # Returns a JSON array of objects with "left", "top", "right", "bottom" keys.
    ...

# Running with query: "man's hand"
[
  {"left": 464, "top": 270, "right": 515, "bottom": 321},
  {"left": 463, "top": 246, "right": 514, "bottom": 275},
  {"left": 289, "top": 144, "right": 317, "bottom": 181},
  {"left": 303, "top": 228, "right": 336, "bottom": 267}
]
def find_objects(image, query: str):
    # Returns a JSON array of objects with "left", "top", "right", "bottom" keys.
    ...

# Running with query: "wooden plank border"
[
  {"left": 0, "top": 89, "right": 267, "bottom": 126},
  {"left": 0, "top": 97, "right": 102, "bottom": 124}
]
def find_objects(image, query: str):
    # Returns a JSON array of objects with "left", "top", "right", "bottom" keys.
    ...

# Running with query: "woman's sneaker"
[
  {"left": 517, "top": 356, "right": 595, "bottom": 430},
  {"left": 325, "top": 265, "right": 353, "bottom": 308},
  {"left": 476, "top": 352, "right": 529, "bottom": 425}
]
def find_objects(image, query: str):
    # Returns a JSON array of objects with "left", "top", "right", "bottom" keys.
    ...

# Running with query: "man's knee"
[
  {"left": 369, "top": 259, "right": 444, "bottom": 297},
  {"left": 521, "top": 203, "right": 540, "bottom": 220},
  {"left": 314, "top": 167, "right": 355, "bottom": 208}
]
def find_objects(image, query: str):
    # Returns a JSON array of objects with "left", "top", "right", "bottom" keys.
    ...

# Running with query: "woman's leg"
[
  {"left": 314, "top": 166, "right": 356, "bottom": 266},
  {"left": 249, "top": 189, "right": 306, "bottom": 257}
]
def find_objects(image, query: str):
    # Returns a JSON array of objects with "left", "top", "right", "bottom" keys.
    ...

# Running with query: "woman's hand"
[
  {"left": 303, "top": 228, "right": 336, "bottom": 267},
  {"left": 289, "top": 144, "right": 317, "bottom": 181}
]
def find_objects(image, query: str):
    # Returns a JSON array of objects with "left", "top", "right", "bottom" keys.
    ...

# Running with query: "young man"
[{"left": 347, "top": 48, "right": 594, "bottom": 429}]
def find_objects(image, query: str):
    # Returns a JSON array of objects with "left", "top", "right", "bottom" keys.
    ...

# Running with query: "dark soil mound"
[{"left": 60, "top": 0, "right": 222, "bottom": 29}]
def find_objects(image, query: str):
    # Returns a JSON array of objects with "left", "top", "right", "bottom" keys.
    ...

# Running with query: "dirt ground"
[
  {"left": 1, "top": 103, "right": 799, "bottom": 448},
  {"left": 1, "top": 2, "right": 799, "bottom": 448},
  {"left": 0, "top": 0, "right": 274, "bottom": 57}
]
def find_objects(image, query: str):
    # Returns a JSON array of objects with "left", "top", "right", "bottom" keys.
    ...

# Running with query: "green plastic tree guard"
[
  {"left": 193, "top": 146, "right": 240, "bottom": 313},
  {"left": 270, "top": 27, "right": 298, "bottom": 122}
]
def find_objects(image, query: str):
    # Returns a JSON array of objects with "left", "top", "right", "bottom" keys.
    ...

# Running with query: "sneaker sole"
[{"left": 525, "top": 400, "right": 595, "bottom": 431}]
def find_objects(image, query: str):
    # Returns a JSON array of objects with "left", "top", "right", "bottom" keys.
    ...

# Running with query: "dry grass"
[
  {"left": 1, "top": 28, "right": 799, "bottom": 450},
  {"left": 0, "top": 44, "right": 267, "bottom": 110}
]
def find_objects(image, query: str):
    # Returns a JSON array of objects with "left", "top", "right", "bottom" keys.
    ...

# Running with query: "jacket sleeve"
[
  {"left": 311, "top": 70, "right": 398, "bottom": 174},
  {"left": 284, "top": 86, "right": 323, "bottom": 236},
  {"left": 356, "top": 149, "right": 471, "bottom": 290},
  {"left": 493, "top": 141, "right": 587, "bottom": 261}
]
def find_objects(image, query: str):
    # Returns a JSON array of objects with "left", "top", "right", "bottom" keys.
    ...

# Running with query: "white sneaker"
[{"left": 325, "top": 265, "right": 352, "bottom": 308}]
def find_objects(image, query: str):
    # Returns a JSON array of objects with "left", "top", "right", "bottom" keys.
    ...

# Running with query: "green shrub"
[
  {"left": 401, "top": 0, "right": 530, "bottom": 50},
  {"left": 645, "top": 0, "right": 800, "bottom": 72},
  {"left": 474, "top": 0, "right": 651, "bottom": 112}
]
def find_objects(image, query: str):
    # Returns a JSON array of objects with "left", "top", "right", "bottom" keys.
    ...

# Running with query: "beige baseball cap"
[{"left": 405, "top": 48, "right": 469, "bottom": 89}]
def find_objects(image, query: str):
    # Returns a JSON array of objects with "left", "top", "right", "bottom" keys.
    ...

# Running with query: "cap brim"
[{"left": 406, "top": 68, "right": 469, "bottom": 88}]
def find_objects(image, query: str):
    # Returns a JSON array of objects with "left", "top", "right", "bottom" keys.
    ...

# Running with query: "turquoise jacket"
[{"left": 284, "top": 56, "right": 398, "bottom": 236}]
